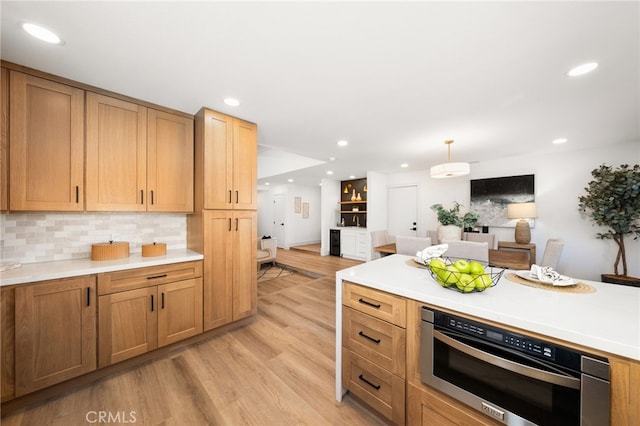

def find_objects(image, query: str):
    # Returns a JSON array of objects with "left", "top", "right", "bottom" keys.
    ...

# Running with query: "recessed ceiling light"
[
  {"left": 224, "top": 97, "right": 240, "bottom": 107},
  {"left": 264, "top": 182, "right": 270, "bottom": 185},
  {"left": 552, "top": 138, "right": 568, "bottom": 145},
  {"left": 287, "top": 178, "right": 294, "bottom": 183},
  {"left": 401, "top": 163, "right": 409, "bottom": 168},
  {"left": 326, "top": 170, "right": 333, "bottom": 175},
  {"left": 22, "top": 22, "right": 63, "bottom": 45},
  {"left": 349, "top": 175, "right": 356, "bottom": 179},
  {"left": 567, "top": 62, "right": 598, "bottom": 77},
  {"left": 337, "top": 140, "right": 348, "bottom": 147},
  {"left": 329, "top": 156, "right": 336, "bottom": 161}
]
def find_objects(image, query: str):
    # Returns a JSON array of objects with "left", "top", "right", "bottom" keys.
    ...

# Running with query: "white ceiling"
[{"left": 1, "top": 1, "right": 638, "bottom": 186}]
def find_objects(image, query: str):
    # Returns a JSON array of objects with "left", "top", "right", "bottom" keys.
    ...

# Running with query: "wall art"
[
  {"left": 294, "top": 196, "right": 301, "bottom": 213},
  {"left": 303, "top": 202, "right": 309, "bottom": 219},
  {"left": 470, "top": 174, "right": 535, "bottom": 228}
]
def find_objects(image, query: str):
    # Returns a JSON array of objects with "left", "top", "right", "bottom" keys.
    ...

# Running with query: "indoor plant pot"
[
  {"left": 579, "top": 163, "right": 640, "bottom": 285},
  {"left": 431, "top": 202, "right": 479, "bottom": 243}
]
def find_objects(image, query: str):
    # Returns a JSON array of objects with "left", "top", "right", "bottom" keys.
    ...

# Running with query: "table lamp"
[{"left": 507, "top": 202, "right": 537, "bottom": 244}]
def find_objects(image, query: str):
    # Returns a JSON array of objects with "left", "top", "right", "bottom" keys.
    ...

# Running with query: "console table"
[{"left": 497, "top": 241, "right": 536, "bottom": 267}]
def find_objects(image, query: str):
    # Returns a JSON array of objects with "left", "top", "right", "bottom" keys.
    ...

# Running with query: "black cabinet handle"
[
  {"left": 87, "top": 287, "right": 90, "bottom": 306},
  {"left": 151, "top": 294, "right": 154, "bottom": 312},
  {"left": 147, "top": 274, "right": 168, "bottom": 280},
  {"left": 235, "top": 218, "right": 238, "bottom": 231},
  {"left": 151, "top": 190, "right": 154, "bottom": 205},
  {"left": 161, "top": 292, "right": 165, "bottom": 309},
  {"left": 76, "top": 186, "right": 79, "bottom": 203},
  {"left": 358, "top": 331, "right": 381, "bottom": 344},
  {"left": 228, "top": 190, "right": 232, "bottom": 203},
  {"left": 228, "top": 218, "right": 232, "bottom": 231},
  {"left": 358, "top": 374, "right": 381, "bottom": 390},
  {"left": 358, "top": 298, "right": 381, "bottom": 309},
  {"left": 140, "top": 190, "right": 144, "bottom": 204},
  {"left": 236, "top": 190, "right": 239, "bottom": 203}
]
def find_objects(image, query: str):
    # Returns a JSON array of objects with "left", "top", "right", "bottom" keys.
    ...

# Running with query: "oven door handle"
[{"left": 434, "top": 330, "right": 581, "bottom": 390}]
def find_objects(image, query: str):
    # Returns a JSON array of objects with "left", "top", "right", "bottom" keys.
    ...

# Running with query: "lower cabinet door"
[
  {"left": 342, "top": 349, "right": 405, "bottom": 425},
  {"left": 158, "top": 278, "right": 203, "bottom": 347},
  {"left": 98, "top": 287, "right": 158, "bottom": 367},
  {"left": 15, "top": 276, "right": 97, "bottom": 396}
]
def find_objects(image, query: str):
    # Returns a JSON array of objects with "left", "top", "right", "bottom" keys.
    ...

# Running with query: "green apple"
[
  {"left": 456, "top": 274, "right": 475, "bottom": 292},
  {"left": 452, "top": 259, "right": 471, "bottom": 273},
  {"left": 442, "top": 265, "right": 461, "bottom": 286},
  {"left": 429, "top": 258, "right": 447, "bottom": 275},
  {"left": 468, "top": 261, "right": 486, "bottom": 275},
  {"left": 475, "top": 274, "right": 493, "bottom": 290}
]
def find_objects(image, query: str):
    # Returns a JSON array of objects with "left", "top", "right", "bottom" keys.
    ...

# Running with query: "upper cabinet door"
[
  {"left": 86, "top": 92, "right": 147, "bottom": 211},
  {"left": 147, "top": 109, "right": 194, "bottom": 212},
  {"left": 233, "top": 119, "right": 257, "bottom": 210},
  {"left": 9, "top": 71, "right": 85, "bottom": 211},
  {"left": 197, "top": 108, "right": 257, "bottom": 210},
  {"left": 202, "top": 109, "right": 233, "bottom": 210}
]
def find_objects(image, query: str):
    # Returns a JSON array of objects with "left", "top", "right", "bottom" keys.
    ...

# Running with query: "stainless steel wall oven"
[{"left": 420, "top": 307, "right": 610, "bottom": 425}]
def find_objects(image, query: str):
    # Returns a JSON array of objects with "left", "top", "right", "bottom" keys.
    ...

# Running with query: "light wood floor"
[{"left": 2, "top": 251, "right": 379, "bottom": 425}]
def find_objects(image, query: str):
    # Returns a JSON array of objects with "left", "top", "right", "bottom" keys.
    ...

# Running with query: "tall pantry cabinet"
[{"left": 187, "top": 108, "right": 257, "bottom": 331}]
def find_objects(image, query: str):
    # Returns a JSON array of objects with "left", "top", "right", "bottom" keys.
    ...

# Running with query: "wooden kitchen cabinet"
[
  {"left": 1, "top": 286, "right": 15, "bottom": 402},
  {"left": 1, "top": 67, "right": 8, "bottom": 211},
  {"left": 86, "top": 92, "right": 147, "bottom": 211},
  {"left": 98, "top": 261, "right": 203, "bottom": 367},
  {"left": 9, "top": 71, "right": 85, "bottom": 211},
  {"left": 194, "top": 210, "right": 257, "bottom": 330},
  {"left": 146, "top": 108, "right": 194, "bottom": 212},
  {"left": 195, "top": 108, "right": 257, "bottom": 210},
  {"left": 14, "top": 276, "right": 96, "bottom": 396},
  {"left": 341, "top": 282, "right": 406, "bottom": 425},
  {"left": 86, "top": 93, "right": 194, "bottom": 212}
]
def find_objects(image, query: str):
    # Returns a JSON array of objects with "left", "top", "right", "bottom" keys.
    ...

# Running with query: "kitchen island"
[{"left": 335, "top": 254, "right": 640, "bottom": 424}]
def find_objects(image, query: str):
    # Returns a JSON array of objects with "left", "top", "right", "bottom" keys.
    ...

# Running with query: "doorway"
[
  {"left": 387, "top": 185, "right": 418, "bottom": 237},
  {"left": 272, "top": 194, "right": 285, "bottom": 247}
]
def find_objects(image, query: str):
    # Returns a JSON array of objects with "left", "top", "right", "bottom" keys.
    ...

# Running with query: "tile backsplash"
[{"left": 1, "top": 212, "right": 188, "bottom": 264}]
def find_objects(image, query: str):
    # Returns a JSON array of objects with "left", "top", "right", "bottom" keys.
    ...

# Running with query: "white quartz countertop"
[
  {"left": 336, "top": 254, "right": 640, "bottom": 361},
  {"left": 0, "top": 249, "right": 204, "bottom": 287}
]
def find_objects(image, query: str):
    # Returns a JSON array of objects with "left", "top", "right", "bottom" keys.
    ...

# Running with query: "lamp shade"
[
  {"left": 430, "top": 162, "right": 470, "bottom": 178},
  {"left": 507, "top": 202, "right": 537, "bottom": 219}
]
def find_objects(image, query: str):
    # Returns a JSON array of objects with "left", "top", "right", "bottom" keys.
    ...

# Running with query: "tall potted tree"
[{"left": 578, "top": 163, "right": 640, "bottom": 286}]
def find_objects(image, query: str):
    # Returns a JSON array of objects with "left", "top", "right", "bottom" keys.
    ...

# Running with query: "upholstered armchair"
[{"left": 257, "top": 238, "right": 277, "bottom": 268}]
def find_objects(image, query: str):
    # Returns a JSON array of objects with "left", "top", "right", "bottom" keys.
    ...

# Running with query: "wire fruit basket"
[{"left": 426, "top": 257, "right": 505, "bottom": 293}]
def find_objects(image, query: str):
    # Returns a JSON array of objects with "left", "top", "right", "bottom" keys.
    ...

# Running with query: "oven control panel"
[{"left": 442, "top": 314, "right": 556, "bottom": 360}]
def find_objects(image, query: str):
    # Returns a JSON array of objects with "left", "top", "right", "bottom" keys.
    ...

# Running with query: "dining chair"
[
  {"left": 370, "top": 230, "right": 396, "bottom": 259},
  {"left": 464, "top": 232, "right": 496, "bottom": 249},
  {"left": 443, "top": 240, "right": 489, "bottom": 262},
  {"left": 540, "top": 239, "right": 564, "bottom": 270},
  {"left": 396, "top": 236, "right": 432, "bottom": 256}
]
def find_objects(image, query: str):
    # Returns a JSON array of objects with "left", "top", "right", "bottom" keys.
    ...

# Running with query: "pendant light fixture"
[{"left": 430, "top": 139, "right": 470, "bottom": 178}]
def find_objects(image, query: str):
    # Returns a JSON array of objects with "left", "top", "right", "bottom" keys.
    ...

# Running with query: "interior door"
[
  {"left": 387, "top": 185, "right": 418, "bottom": 237},
  {"left": 272, "top": 194, "right": 285, "bottom": 247}
]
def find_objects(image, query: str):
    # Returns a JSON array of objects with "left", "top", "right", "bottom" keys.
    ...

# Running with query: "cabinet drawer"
[
  {"left": 343, "top": 282, "right": 406, "bottom": 328},
  {"left": 98, "top": 261, "right": 203, "bottom": 295},
  {"left": 343, "top": 307, "right": 405, "bottom": 378},
  {"left": 343, "top": 349, "right": 405, "bottom": 425}
]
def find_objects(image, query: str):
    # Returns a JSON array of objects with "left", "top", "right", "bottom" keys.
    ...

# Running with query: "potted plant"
[
  {"left": 431, "top": 202, "right": 479, "bottom": 242},
  {"left": 578, "top": 163, "right": 640, "bottom": 286}
]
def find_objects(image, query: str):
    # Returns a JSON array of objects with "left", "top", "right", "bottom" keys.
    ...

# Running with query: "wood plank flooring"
[{"left": 1, "top": 251, "right": 380, "bottom": 425}]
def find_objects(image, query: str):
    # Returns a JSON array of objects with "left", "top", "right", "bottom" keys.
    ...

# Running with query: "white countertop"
[
  {"left": 336, "top": 254, "right": 640, "bottom": 361},
  {"left": 0, "top": 249, "right": 204, "bottom": 287}
]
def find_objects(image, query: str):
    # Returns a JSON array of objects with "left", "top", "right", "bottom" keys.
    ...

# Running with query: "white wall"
[
  {"left": 320, "top": 178, "right": 341, "bottom": 255},
  {"left": 257, "top": 184, "right": 322, "bottom": 249}
]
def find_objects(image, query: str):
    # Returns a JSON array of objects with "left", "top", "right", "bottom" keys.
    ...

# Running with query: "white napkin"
[
  {"left": 530, "top": 264, "right": 561, "bottom": 283},
  {"left": 415, "top": 244, "right": 449, "bottom": 265}
]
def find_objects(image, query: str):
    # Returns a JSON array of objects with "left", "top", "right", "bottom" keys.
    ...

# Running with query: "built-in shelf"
[
  {"left": 338, "top": 201, "right": 367, "bottom": 205},
  {"left": 340, "top": 210, "right": 367, "bottom": 214}
]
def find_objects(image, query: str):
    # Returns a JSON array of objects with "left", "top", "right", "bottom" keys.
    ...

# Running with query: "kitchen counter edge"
[{"left": 0, "top": 249, "right": 204, "bottom": 286}]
